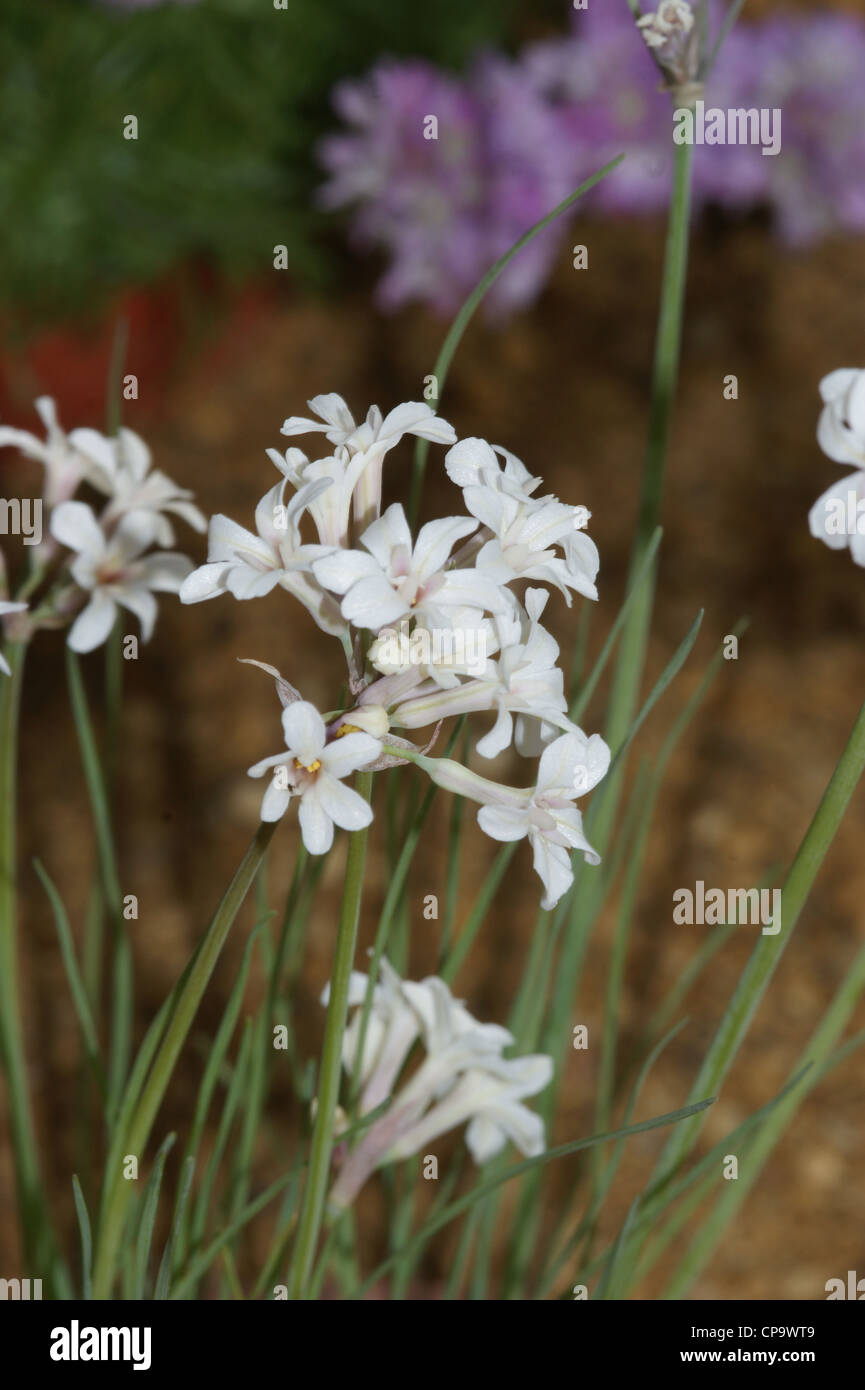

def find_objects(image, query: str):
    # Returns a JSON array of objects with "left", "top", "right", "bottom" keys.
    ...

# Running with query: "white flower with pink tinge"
[
  {"left": 313, "top": 501, "right": 509, "bottom": 631},
  {"left": 323, "top": 961, "right": 553, "bottom": 1210},
  {"left": 247, "top": 700, "right": 381, "bottom": 854},
  {"left": 50, "top": 502, "right": 192, "bottom": 653}
]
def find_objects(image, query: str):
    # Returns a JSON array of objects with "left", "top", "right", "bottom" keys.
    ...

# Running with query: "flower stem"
[
  {"left": 90, "top": 818, "right": 277, "bottom": 1299},
  {"left": 288, "top": 771, "right": 373, "bottom": 1299},
  {"left": 604, "top": 132, "right": 694, "bottom": 761},
  {"left": 0, "top": 644, "right": 47, "bottom": 1269}
]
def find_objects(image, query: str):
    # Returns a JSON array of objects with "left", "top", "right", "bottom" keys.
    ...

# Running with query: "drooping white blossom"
[{"left": 324, "top": 961, "right": 552, "bottom": 1209}]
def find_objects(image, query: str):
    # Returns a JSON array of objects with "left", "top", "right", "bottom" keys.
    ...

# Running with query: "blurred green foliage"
[{"left": 0, "top": 0, "right": 521, "bottom": 333}]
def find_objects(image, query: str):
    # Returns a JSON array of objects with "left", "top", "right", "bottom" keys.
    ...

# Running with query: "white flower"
[
  {"left": 457, "top": 462, "right": 599, "bottom": 603},
  {"left": 816, "top": 369, "right": 865, "bottom": 467},
  {"left": 179, "top": 478, "right": 346, "bottom": 634},
  {"left": 247, "top": 700, "right": 380, "bottom": 853},
  {"left": 281, "top": 395, "right": 456, "bottom": 530},
  {"left": 50, "top": 501, "right": 192, "bottom": 653},
  {"left": 325, "top": 962, "right": 552, "bottom": 1208},
  {"left": 265, "top": 445, "right": 366, "bottom": 549},
  {"left": 0, "top": 397, "right": 84, "bottom": 506},
  {"left": 445, "top": 436, "right": 541, "bottom": 501},
  {"left": 369, "top": 605, "right": 495, "bottom": 692},
  {"left": 0, "top": 601, "right": 28, "bottom": 676},
  {"left": 312, "top": 501, "right": 509, "bottom": 631},
  {"left": 281, "top": 395, "right": 455, "bottom": 456},
  {"left": 474, "top": 589, "right": 571, "bottom": 758},
  {"left": 810, "top": 369, "right": 865, "bottom": 567},
  {"left": 69, "top": 427, "right": 206, "bottom": 546},
  {"left": 390, "top": 1053, "right": 552, "bottom": 1163},
  {"left": 391, "top": 592, "right": 570, "bottom": 753},
  {"left": 322, "top": 959, "right": 423, "bottom": 1114},
  {"left": 476, "top": 731, "right": 609, "bottom": 909}
]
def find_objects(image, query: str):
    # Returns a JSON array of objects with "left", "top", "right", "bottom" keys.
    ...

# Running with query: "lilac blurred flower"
[
  {"left": 471, "top": 54, "right": 578, "bottom": 315},
  {"left": 318, "top": 63, "right": 487, "bottom": 315},
  {"left": 319, "top": 5, "right": 865, "bottom": 316},
  {"left": 523, "top": 6, "right": 675, "bottom": 217},
  {"left": 318, "top": 57, "right": 577, "bottom": 316},
  {"left": 752, "top": 14, "right": 865, "bottom": 245},
  {"left": 691, "top": 21, "right": 771, "bottom": 212}
]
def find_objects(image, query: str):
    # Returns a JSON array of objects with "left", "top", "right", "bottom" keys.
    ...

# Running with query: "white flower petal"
[
  {"left": 341, "top": 575, "right": 408, "bottom": 629},
  {"left": 260, "top": 778, "right": 292, "bottom": 822},
  {"left": 50, "top": 501, "right": 106, "bottom": 558},
  {"left": 115, "top": 587, "right": 158, "bottom": 643},
  {"left": 477, "top": 803, "right": 529, "bottom": 842},
  {"left": 298, "top": 790, "right": 335, "bottom": 855},
  {"left": 312, "top": 548, "right": 380, "bottom": 595},
  {"left": 282, "top": 701, "right": 326, "bottom": 765},
  {"left": 315, "top": 774, "right": 374, "bottom": 832},
  {"left": 444, "top": 438, "right": 500, "bottom": 488},
  {"left": 67, "top": 593, "right": 118, "bottom": 652},
  {"left": 180, "top": 562, "right": 229, "bottom": 603},
  {"left": 412, "top": 515, "right": 477, "bottom": 580},
  {"left": 321, "top": 730, "right": 381, "bottom": 779},
  {"left": 360, "top": 503, "right": 413, "bottom": 571}
]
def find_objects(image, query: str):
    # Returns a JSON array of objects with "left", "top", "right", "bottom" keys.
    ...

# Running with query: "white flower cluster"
[
  {"left": 809, "top": 369, "right": 865, "bottom": 568},
  {"left": 181, "top": 392, "right": 610, "bottom": 908},
  {"left": 323, "top": 959, "right": 553, "bottom": 1208},
  {"left": 0, "top": 399, "right": 203, "bottom": 655}
]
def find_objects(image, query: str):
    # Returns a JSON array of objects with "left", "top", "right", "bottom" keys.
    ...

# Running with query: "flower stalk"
[
  {"left": 288, "top": 771, "right": 373, "bottom": 1299},
  {"left": 604, "top": 130, "right": 694, "bottom": 762},
  {"left": 0, "top": 643, "right": 49, "bottom": 1272},
  {"left": 90, "top": 818, "right": 278, "bottom": 1299}
]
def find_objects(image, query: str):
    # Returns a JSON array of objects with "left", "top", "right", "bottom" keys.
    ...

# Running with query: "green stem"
[
  {"left": 90, "top": 818, "right": 277, "bottom": 1299},
  {"left": 288, "top": 772, "right": 372, "bottom": 1299},
  {"left": 0, "top": 644, "right": 49, "bottom": 1270},
  {"left": 66, "top": 649, "right": 130, "bottom": 1122},
  {"left": 603, "top": 132, "right": 694, "bottom": 760}
]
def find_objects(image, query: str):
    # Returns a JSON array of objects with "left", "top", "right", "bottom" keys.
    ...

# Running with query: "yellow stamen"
[
  {"left": 335, "top": 723, "right": 361, "bottom": 737},
  {"left": 294, "top": 757, "right": 322, "bottom": 773}
]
